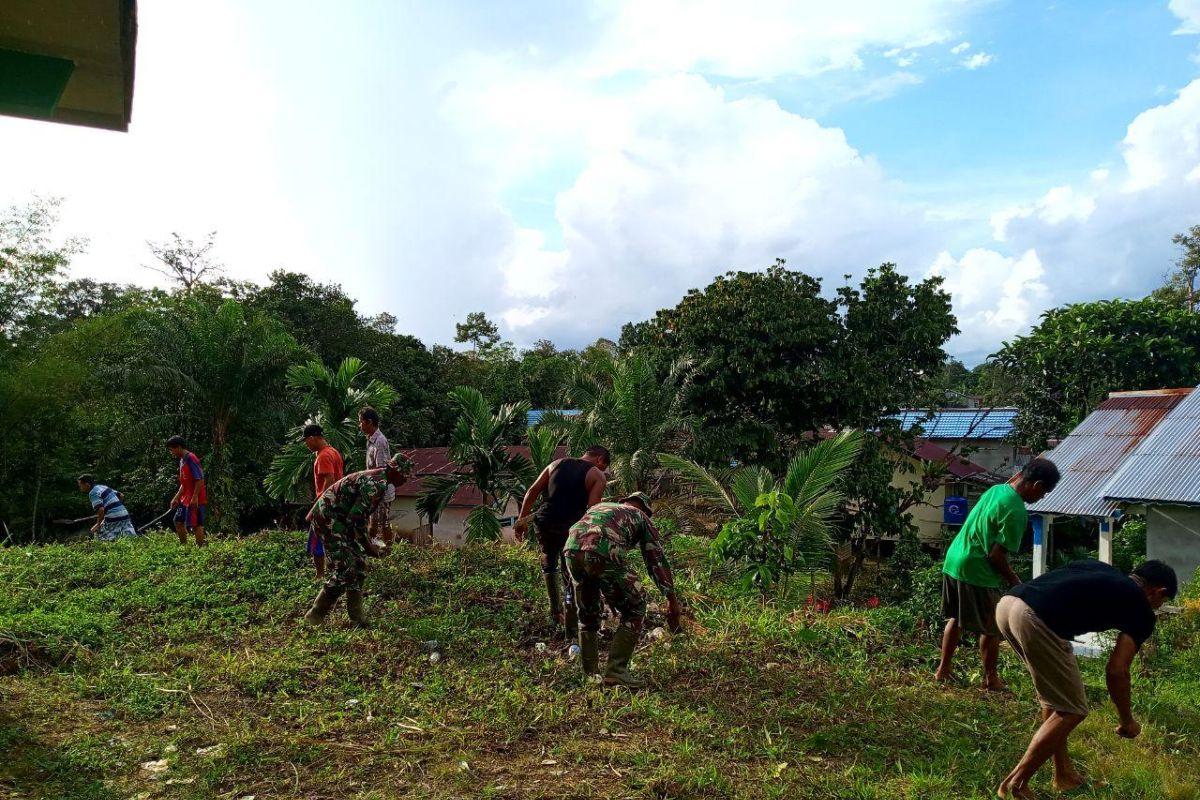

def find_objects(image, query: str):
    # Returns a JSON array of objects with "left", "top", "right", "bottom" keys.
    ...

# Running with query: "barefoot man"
[
  {"left": 935, "top": 458, "right": 1060, "bottom": 691},
  {"left": 995, "top": 559, "right": 1177, "bottom": 798}
]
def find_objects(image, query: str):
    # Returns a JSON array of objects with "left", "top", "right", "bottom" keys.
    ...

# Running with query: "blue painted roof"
[
  {"left": 893, "top": 408, "right": 1017, "bottom": 440},
  {"left": 527, "top": 409, "right": 581, "bottom": 428}
]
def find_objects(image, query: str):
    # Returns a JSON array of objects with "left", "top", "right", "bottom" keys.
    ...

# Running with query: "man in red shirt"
[
  {"left": 167, "top": 435, "right": 207, "bottom": 547},
  {"left": 304, "top": 423, "right": 344, "bottom": 580}
]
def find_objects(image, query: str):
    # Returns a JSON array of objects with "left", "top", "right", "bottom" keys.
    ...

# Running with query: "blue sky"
[{"left": 2, "top": 1, "right": 1199, "bottom": 364}]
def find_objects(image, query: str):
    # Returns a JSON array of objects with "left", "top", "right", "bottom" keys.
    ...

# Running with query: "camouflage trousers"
[
  {"left": 537, "top": 520, "right": 575, "bottom": 607},
  {"left": 567, "top": 549, "right": 647, "bottom": 633},
  {"left": 317, "top": 523, "right": 368, "bottom": 592}
]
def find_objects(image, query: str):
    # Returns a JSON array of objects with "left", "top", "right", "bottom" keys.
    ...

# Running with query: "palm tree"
[
  {"left": 416, "top": 386, "right": 534, "bottom": 542},
  {"left": 659, "top": 430, "right": 864, "bottom": 592},
  {"left": 558, "top": 352, "right": 697, "bottom": 495},
  {"left": 131, "top": 299, "right": 301, "bottom": 529},
  {"left": 264, "top": 357, "right": 399, "bottom": 503}
]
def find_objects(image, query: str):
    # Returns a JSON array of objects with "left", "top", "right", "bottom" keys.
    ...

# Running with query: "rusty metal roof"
[
  {"left": 1101, "top": 387, "right": 1200, "bottom": 506},
  {"left": 1029, "top": 389, "right": 1191, "bottom": 517}
]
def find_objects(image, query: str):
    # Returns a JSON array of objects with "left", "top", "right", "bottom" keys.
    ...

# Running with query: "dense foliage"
[{"left": 991, "top": 298, "right": 1200, "bottom": 448}]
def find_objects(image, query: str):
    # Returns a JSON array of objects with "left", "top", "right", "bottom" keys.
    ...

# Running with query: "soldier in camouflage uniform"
[
  {"left": 565, "top": 492, "right": 682, "bottom": 688},
  {"left": 304, "top": 453, "right": 414, "bottom": 628}
]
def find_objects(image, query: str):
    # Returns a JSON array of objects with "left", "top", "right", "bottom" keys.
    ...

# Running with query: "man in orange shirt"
[{"left": 304, "top": 424, "right": 344, "bottom": 580}]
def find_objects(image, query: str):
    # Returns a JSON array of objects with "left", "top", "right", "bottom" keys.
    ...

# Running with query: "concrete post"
[
  {"left": 1031, "top": 514, "right": 1049, "bottom": 579},
  {"left": 1099, "top": 518, "right": 1114, "bottom": 565}
]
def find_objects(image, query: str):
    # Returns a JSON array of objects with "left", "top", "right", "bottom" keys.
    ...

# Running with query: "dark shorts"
[
  {"left": 942, "top": 574, "right": 1003, "bottom": 636},
  {"left": 174, "top": 504, "right": 206, "bottom": 529},
  {"left": 307, "top": 524, "right": 325, "bottom": 557},
  {"left": 534, "top": 518, "right": 572, "bottom": 574}
]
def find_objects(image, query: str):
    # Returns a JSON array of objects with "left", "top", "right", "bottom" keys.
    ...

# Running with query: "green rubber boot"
[
  {"left": 346, "top": 590, "right": 369, "bottom": 628},
  {"left": 544, "top": 572, "right": 564, "bottom": 627},
  {"left": 603, "top": 626, "right": 647, "bottom": 689},
  {"left": 304, "top": 586, "right": 343, "bottom": 625},
  {"left": 579, "top": 630, "right": 600, "bottom": 676}
]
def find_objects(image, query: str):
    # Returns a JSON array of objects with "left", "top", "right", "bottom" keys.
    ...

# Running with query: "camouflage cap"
[{"left": 620, "top": 491, "right": 653, "bottom": 516}]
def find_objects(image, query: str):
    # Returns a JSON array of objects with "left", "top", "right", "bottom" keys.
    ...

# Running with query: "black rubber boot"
[
  {"left": 346, "top": 590, "right": 369, "bottom": 628},
  {"left": 544, "top": 572, "right": 564, "bottom": 627},
  {"left": 603, "top": 625, "right": 646, "bottom": 688},
  {"left": 304, "top": 586, "right": 343, "bottom": 625},
  {"left": 579, "top": 630, "right": 600, "bottom": 676}
]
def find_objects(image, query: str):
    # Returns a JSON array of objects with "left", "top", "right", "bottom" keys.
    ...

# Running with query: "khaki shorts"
[
  {"left": 942, "top": 574, "right": 1003, "bottom": 636},
  {"left": 996, "top": 595, "right": 1089, "bottom": 718}
]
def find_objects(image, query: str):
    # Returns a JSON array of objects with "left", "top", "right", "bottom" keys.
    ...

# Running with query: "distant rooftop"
[
  {"left": 893, "top": 408, "right": 1018, "bottom": 440},
  {"left": 1029, "top": 388, "right": 1193, "bottom": 517},
  {"left": 1101, "top": 388, "right": 1200, "bottom": 507},
  {"left": 527, "top": 409, "right": 581, "bottom": 428}
]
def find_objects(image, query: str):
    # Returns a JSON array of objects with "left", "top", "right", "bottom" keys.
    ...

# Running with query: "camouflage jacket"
[
  {"left": 565, "top": 502, "right": 675, "bottom": 597},
  {"left": 311, "top": 469, "right": 389, "bottom": 541}
]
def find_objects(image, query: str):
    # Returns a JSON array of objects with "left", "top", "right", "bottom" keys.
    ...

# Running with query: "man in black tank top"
[{"left": 515, "top": 445, "right": 610, "bottom": 636}]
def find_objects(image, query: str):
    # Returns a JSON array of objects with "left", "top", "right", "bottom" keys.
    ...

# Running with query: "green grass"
[{"left": 0, "top": 532, "right": 1197, "bottom": 799}]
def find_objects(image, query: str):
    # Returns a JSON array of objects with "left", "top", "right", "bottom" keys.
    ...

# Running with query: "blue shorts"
[
  {"left": 174, "top": 504, "right": 206, "bottom": 529},
  {"left": 307, "top": 524, "right": 325, "bottom": 557}
]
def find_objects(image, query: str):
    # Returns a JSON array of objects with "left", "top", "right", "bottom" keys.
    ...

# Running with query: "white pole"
[
  {"left": 1099, "top": 518, "right": 1114, "bottom": 565},
  {"left": 1032, "top": 514, "right": 1048, "bottom": 579}
]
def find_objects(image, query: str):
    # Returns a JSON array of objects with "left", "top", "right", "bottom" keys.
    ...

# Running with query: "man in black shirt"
[
  {"left": 514, "top": 445, "right": 610, "bottom": 636},
  {"left": 994, "top": 559, "right": 1178, "bottom": 799}
]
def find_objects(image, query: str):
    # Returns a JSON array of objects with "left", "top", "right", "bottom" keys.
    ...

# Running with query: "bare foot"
[
  {"left": 934, "top": 667, "right": 953, "bottom": 683},
  {"left": 997, "top": 781, "right": 1038, "bottom": 799},
  {"left": 984, "top": 677, "right": 1010, "bottom": 693},
  {"left": 1053, "top": 772, "right": 1086, "bottom": 792}
]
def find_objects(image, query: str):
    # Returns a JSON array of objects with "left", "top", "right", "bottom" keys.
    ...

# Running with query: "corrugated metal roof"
[
  {"left": 394, "top": 446, "right": 568, "bottom": 505},
  {"left": 1029, "top": 390, "right": 1191, "bottom": 517},
  {"left": 1102, "top": 388, "right": 1200, "bottom": 505},
  {"left": 527, "top": 409, "right": 581, "bottom": 427},
  {"left": 893, "top": 408, "right": 1017, "bottom": 440}
]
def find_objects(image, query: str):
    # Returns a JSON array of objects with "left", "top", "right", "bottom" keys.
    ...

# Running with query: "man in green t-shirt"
[{"left": 935, "top": 458, "right": 1060, "bottom": 691}]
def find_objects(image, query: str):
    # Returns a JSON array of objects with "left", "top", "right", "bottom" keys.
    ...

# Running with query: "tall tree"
[
  {"left": 144, "top": 232, "right": 224, "bottom": 295},
  {"left": 635, "top": 260, "right": 840, "bottom": 463},
  {"left": 993, "top": 298, "right": 1200, "bottom": 448},
  {"left": 0, "top": 197, "right": 86, "bottom": 345},
  {"left": 1152, "top": 224, "right": 1200, "bottom": 312},
  {"left": 129, "top": 299, "right": 303, "bottom": 528},
  {"left": 455, "top": 311, "right": 501, "bottom": 355}
]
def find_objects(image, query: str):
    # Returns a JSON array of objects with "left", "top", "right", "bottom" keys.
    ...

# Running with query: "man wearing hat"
[
  {"left": 303, "top": 453, "right": 414, "bottom": 628},
  {"left": 564, "top": 492, "right": 683, "bottom": 688}
]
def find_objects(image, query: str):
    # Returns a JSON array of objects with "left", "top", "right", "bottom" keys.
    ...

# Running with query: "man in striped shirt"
[
  {"left": 77, "top": 474, "right": 136, "bottom": 541},
  {"left": 358, "top": 407, "right": 396, "bottom": 549}
]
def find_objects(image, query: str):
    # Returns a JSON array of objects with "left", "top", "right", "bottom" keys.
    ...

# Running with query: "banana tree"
[
  {"left": 659, "top": 429, "right": 864, "bottom": 593},
  {"left": 264, "top": 357, "right": 398, "bottom": 503},
  {"left": 416, "top": 386, "right": 534, "bottom": 542}
]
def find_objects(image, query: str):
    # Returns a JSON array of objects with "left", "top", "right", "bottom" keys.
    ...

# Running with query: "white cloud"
[
  {"left": 951, "top": 41, "right": 971, "bottom": 54},
  {"left": 1122, "top": 79, "right": 1200, "bottom": 191},
  {"left": 588, "top": 0, "right": 966, "bottom": 79},
  {"left": 991, "top": 80, "right": 1200, "bottom": 323},
  {"left": 1170, "top": 0, "right": 1200, "bottom": 34},
  {"left": 961, "top": 51, "right": 995, "bottom": 69},
  {"left": 927, "top": 249, "right": 1050, "bottom": 355},
  {"left": 470, "top": 73, "right": 934, "bottom": 344},
  {"left": 991, "top": 185, "right": 1096, "bottom": 241},
  {"left": 503, "top": 229, "right": 570, "bottom": 300}
]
